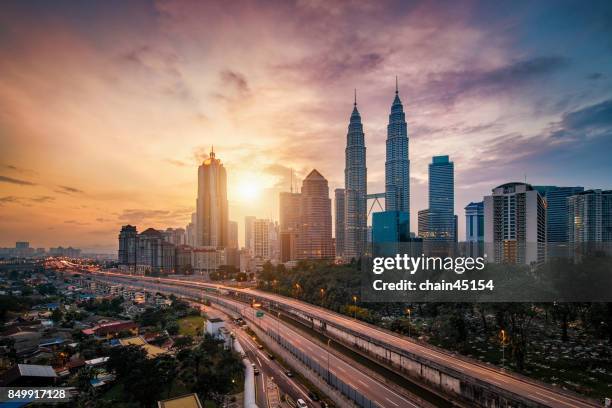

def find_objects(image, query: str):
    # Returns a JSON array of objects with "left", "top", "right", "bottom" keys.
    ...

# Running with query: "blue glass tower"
[
  {"left": 385, "top": 78, "right": 410, "bottom": 230},
  {"left": 428, "top": 155, "right": 454, "bottom": 241},
  {"left": 534, "top": 185, "right": 584, "bottom": 243},
  {"left": 343, "top": 90, "right": 367, "bottom": 260}
]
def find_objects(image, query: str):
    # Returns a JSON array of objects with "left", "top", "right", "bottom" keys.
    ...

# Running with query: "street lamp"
[
  {"left": 352, "top": 295, "right": 357, "bottom": 320},
  {"left": 499, "top": 329, "right": 507, "bottom": 369},
  {"left": 405, "top": 308, "right": 412, "bottom": 338}
]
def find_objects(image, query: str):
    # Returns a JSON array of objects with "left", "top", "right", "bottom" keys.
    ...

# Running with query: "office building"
[
  {"left": 228, "top": 221, "right": 238, "bottom": 249},
  {"left": 191, "top": 247, "right": 226, "bottom": 275},
  {"left": 465, "top": 202, "right": 484, "bottom": 242},
  {"left": 484, "top": 182, "right": 546, "bottom": 265},
  {"left": 245, "top": 216, "right": 256, "bottom": 255},
  {"left": 568, "top": 189, "right": 612, "bottom": 245},
  {"left": 372, "top": 211, "right": 409, "bottom": 243},
  {"left": 334, "top": 188, "right": 345, "bottom": 259},
  {"left": 279, "top": 192, "right": 301, "bottom": 262},
  {"left": 535, "top": 186, "right": 584, "bottom": 243},
  {"left": 343, "top": 93, "right": 367, "bottom": 260},
  {"left": 417, "top": 209, "right": 430, "bottom": 239},
  {"left": 297, "top": 170, "right": 334, "bottom": 260},
  {"left": 428, "top": 155, "right": 455, "bottom": 241},
  {"left": 385, "top": 79, "right": 410, "bottom": 230},
  {"left": 253, "top": 219, "right": 272, "bottom": 260},
  {"left": 185, "top": 213, "right": 196, "bottom": 247},
  {"left": 196, "top": 148, "right": 228, "bottom": 248}
]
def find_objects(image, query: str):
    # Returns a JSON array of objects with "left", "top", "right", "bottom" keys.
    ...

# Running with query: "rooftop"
[{"left": 158, "top": 393, "right": 203, "bottom": 408}]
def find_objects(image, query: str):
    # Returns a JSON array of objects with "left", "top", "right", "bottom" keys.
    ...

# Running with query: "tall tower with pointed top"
[
  {"left": 343, "top": 90, "right": 367, "bottom": 260},
  {"left": 196, "top": 148, "right": 228, "bottom": 248},
  {"left": 385, "top": 78, "right": 410, "bottom": 228}
]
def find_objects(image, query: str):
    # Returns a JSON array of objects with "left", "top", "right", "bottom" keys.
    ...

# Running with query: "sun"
[{"left": 236, "top": 180, "right": 261, "bottom": 202}]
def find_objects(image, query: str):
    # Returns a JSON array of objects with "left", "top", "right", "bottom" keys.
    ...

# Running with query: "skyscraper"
[
  {"left": 568, "top": 189, "right": 612, "bottom": 245},
  {"left": 196, "top": 148, "right": 228, "bottom": 248},
  {"left": 534, "top": 186, "right": 584, "bottom": 243},
  {"left": 228, "top": 221, "right": 239, "bottom": 249},
  {"left": 334, "top": 188, "right": 345, "bottom": 259},
  {"left": 279, "top": 192, "right": 301, "bottom": 262},
  {"left": 118, "top": 225, "right": 138, "bottom": 270},
  {"left": 428, "top": 155, "right": 455, "bottom": 241},
  {"left": 417, "top": 209, "right": 430, "bottom": 239},
  {"left": 297, "top": 170, "right": 334, "bottom": 260},
  {"left": 484, "top": 182, "right": 546, "bottom": 265},
  {"left": 465, "top": 202, "right": 484, "bottom": 242},
  {"left": 385, "top": 78, "right": 410, "bottom": 229},
  {"left": 343, "top": 92, "right": 367, "bottom": 261},
  {"left": 245, "top": 216, "right": 256, "bottom": 254},
  {"left": 253, "top": 219, "right": 272, "bottom": 260}
]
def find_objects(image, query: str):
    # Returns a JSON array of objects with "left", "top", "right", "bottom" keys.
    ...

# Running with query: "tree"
[{"left": 51, "top": 307, "right": 63, "bottom": 322}]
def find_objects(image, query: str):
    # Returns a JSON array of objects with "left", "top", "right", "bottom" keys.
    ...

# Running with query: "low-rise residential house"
[
  {"left": 118, "top": 336, "right": 169, "bottom": 358},
  {"left": 82, "top": 321, "right": 139, "bottom": 339},
  {"left": 205, "top": 318, "right": 225, "bottom": 338},
  {"left": 158, "top": 393, "right": 203, "bottom": 408},
  {"left": 0, "top": 364, "right": 58, "bottom": 386}
]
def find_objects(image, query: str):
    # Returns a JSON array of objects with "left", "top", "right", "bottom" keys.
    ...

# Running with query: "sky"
[{"left": 1, "top": 0, "right": 611, "bottom": 252}]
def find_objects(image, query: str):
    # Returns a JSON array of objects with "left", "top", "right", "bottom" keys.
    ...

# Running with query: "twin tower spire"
[{"left": 338, "top": 78, "right": 410, "bottom": 261}]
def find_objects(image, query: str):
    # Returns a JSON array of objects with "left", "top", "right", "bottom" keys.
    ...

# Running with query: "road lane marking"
[{"left": 385, "top": 397, "right": 399, "bottom": 406}]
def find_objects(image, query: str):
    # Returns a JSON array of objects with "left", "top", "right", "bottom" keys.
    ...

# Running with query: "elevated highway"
[{"left": 76, "top": 269, "right": 600, "bottom": 408}]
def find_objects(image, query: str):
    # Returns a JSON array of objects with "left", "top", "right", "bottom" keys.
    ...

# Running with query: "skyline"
[{"left": 1, "top": 1, "right": 612, "bottom": 252}]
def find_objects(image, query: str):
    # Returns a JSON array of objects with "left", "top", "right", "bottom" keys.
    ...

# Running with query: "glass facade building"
[
  {"left": 372, "top": 211, "right": 409, "bottom": 243},
  {"left": 535, "top": 186, "right": 584, "bottom": 243},
  {"left": 428, "top": 155, "right": 455, "bottom": 241},
  {"left": 465, "top": 201, "right": 484, "bottom": 242},
  {"left": 343, "top": 96, "right": 367, "bottom": 261},
  {"left": 385, "top": 82, "right": 410, "bottom": 229}
]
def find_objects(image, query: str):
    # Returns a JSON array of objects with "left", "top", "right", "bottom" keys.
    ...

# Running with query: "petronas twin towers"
[{"left": 338, "top": 81, "right": 410, "bottom": 261}]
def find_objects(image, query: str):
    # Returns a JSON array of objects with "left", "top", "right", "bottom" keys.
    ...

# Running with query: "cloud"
[
  {"left": 164, "top": 158, "right": 189, "bottom": 167},
  {"left": 0, "top": 195, "right": 54, "bottom": 206},
  {"left": 553, "top": 98, "right": 612, "bottom": 138},
  {"left": 420, "top": 56, "right": 571, "bottom": 106},
  {"left": 0, "top": 175, "right": 36, "bottom": 186},
  {"left": 0, "top": 196, "right": 19, "bottom": 204},
  {"left": 57, "top": 185, "right": 85, "bottom": 194},
  {"left": 64, "top": 220, "right": 90, "bottom": 225},
  {"left": 586, "top": 72, "right": 604, "bottom": 80},
  {"left": 30, "top": 196, "right": 55, "bottom": 203}
]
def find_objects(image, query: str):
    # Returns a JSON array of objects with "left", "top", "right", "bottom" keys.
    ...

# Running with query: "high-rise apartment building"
[
  {"left": 196, "top": 148, "right": 228, "bottom": 248},
  {"left": 118, "top": 225, "right": 138, "bottom": 270},
  {"left": 568, "top": 189, "right": 612, "bottom": 245},
  {"left": 163, "top": 228, "right": 186, "bottom": 246},
  {"left": 385, "top": 80, "right": 410, "bottom": 229},
  {"left": 297, "top": 170, "right": 334, "bottom": 260},
  {"left": 428, "top": 155, "right": 455, "bottom": 241},
  {"left": 334, "top": 188, "right": 345, "bottom": 259},
  {"left": 484, "top": 182, "right": 546, "bottom": 265},
  {"left": 343, "top": 94, "right": 367, "bottom": 261},
  {"left": 136, "top": 228, "right": 175, "bottom": 275}
]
